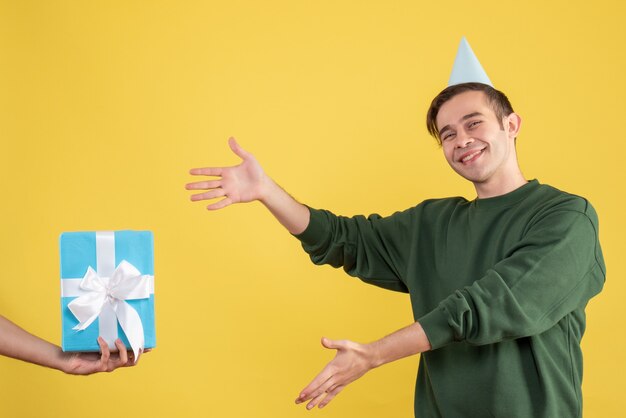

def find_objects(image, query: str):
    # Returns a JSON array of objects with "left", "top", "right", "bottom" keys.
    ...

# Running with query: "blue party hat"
[{"left": 448, "top": 37, "right": 492, "bottom": 87}]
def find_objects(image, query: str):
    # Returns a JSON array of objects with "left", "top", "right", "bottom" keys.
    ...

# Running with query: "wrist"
[
  {"left": 50, "top": 346, "right": 71, "bottom": 373},
  {"left": 29, "top": 343, "right": 69, "bottom": 373},
  {"left": 365, "top": 341, "right": 385, "bottom": 369},
  {"left": 257, "top": 175, "right": 278, "bottom": 204}
]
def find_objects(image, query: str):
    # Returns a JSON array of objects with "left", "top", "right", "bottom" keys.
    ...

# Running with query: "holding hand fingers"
[{"left": 62, "top": 337, "right": 147, "bottom": 375}]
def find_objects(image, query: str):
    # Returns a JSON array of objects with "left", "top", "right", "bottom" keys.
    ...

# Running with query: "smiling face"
[{"left": 436, "top": 90, "right": 522, "bottom": 193}]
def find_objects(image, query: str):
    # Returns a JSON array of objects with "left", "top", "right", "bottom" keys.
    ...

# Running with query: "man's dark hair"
[{"left": 426, "top": 82, "right": 514, "bottom": 145}]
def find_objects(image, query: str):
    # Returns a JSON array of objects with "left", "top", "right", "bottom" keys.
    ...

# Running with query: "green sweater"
[{"left": 295, "top": 180, "right": 605, "bottom": 418}]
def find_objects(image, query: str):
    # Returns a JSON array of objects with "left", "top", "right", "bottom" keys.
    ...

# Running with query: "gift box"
[{"left": 60, "top": 231, "right": 156, "bottom": 356}]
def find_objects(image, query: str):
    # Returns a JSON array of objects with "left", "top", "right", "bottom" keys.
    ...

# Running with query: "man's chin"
[{"left": 452, "top": 168, "right": 486, "bottom": 184}]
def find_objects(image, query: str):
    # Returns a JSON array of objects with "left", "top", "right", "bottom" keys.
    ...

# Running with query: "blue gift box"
[{"left": 60, "top": 231, "right": 156, "bottom": 352}]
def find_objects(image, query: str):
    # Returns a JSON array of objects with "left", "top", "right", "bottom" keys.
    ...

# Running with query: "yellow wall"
[{"left": 1, "top": 1, "right": 624, "bottom": 417}]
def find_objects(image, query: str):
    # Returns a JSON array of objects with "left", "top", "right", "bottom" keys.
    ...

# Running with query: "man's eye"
[
  {"left": 468, "top": 121, "right": 481, "bottom": 128},
  {"left": 442, "top": 133, "right": 455, "bottom": 141}
]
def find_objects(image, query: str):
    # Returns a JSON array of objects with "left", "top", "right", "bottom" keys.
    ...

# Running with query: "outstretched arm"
[
  {"left": 296, "top": 321, "right": 431, "bottom": 410},
  {"left": 186, "top": 137, "right": 310, "bottom": 234},
  {"left": 0, "top": 315, "right": 143, "bottom": 374}
]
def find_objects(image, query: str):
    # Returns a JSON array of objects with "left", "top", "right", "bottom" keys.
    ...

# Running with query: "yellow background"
[{"left": 1, "top": 1, "right": 624, "bottom": 417}]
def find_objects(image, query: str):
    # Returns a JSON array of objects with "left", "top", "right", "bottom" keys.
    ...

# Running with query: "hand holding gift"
[
  {"left": 60, "top": 336, "right": 147, "bottom": 374},
  {"left": 0, "top": 315, "right": 146, "bottom": 374}
]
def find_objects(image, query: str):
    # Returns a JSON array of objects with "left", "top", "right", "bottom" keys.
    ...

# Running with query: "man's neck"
[{"left": 474, "top": 171, "right": 527, "bottom": 199}]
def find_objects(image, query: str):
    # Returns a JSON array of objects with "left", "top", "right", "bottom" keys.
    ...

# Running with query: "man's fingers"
[
  {"left": 306, "top": 391, "right": 327, "bottom": 410},
  {"left": 189, "top": 167, "right": 223, "bottom": 176},
  {"left": 318, "top": 385, "right": 345, "bottom": 409},
  {"left": 186, "top": 180, "right": 221, "bottom": 190},
  {"left": 207, "top": 197, "right": 233, "bottom": 211},
  {"left": 97, "top": 337, "right": 111, "bottom": 371},
  {"left": 297, "top": 367, "right": 335, "bottom": 403},
  {"left": 309, "top": 376, "right": 338, "bottom": 403},
  {"left": 190, "top": 189, "right": 226, "bottom": 202},
  {"left": 97, "top": 336, "right": 107, "bottom": 352},
  {"left": 296, "top": 337, "right": 344, "bottom": 403},
  {"left": 298, "top": 369, "right": 347, "bottom": 409},
  {"left": 297, "top": 378, "right": 327, "bottom": 402},
  {"left": 115, "top": 338, "right": 129, "bottom": 366},
  {"left": 305, "top": 379, "right": 343, "bottom": 410}
]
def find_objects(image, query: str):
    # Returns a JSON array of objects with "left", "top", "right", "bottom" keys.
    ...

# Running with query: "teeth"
[{"left": 462, "top": 150, "right": 482, "bottom": 162}]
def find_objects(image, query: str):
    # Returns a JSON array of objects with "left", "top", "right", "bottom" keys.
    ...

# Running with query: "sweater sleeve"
[
  {"left": 419, "top": 206, "right": 606, "bottom": 350},
  {"left": 294, "top": 206, "right": 416, "bottom": 293}
]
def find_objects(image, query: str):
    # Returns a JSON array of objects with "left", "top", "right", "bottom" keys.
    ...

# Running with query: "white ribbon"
[{"left": 67, "top": 260, "right": 151, "bottom": 362}]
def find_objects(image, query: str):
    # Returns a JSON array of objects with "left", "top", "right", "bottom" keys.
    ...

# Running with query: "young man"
[{"left": 186, "top": 40, "right": 605, "bottom": 417}]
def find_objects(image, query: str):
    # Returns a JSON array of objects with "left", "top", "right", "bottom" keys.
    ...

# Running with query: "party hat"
[{"left": 448, "top": 37, "right": 492, "bottom": 86}]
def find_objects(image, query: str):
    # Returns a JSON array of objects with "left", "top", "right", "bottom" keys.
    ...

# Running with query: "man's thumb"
[
  {"left": 321, "top": 337, "right": 341, "bottom": 350},
  {"left": 228, "top": 137, "right": 251, "bottom": 160}
]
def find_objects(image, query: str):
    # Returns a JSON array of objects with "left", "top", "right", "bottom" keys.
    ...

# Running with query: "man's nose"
[{"left": 455, "top": 130, "right": 474, "bottom": 148}]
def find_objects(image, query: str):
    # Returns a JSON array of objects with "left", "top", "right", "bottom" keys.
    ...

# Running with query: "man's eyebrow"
[
  {"left": 438, "top": 112, "right": 484, "bottom": 137},
  {"left": 462, "top": 111, "right": 484, "bottom": 121},
  {"left": 439, "top": 124, "right": 452, "bottom": 137}
]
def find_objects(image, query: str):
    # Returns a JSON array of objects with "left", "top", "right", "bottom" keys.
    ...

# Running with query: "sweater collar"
[{"left": 471, "top": 179, "right": 539, "bottom": 210}]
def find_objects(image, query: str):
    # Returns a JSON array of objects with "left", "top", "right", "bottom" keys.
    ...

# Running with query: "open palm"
[{"left": 187, "top": 138, "right": 268, "bottom": 210}]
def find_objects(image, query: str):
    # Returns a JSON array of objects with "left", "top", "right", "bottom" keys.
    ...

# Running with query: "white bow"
[{"left": 68, "top": 260, "right": 151, "bottom": 361}]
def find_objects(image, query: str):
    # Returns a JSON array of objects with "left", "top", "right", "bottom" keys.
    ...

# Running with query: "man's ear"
[{"left": 506, "top": 113, "right": 522, "bottom": 139}]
